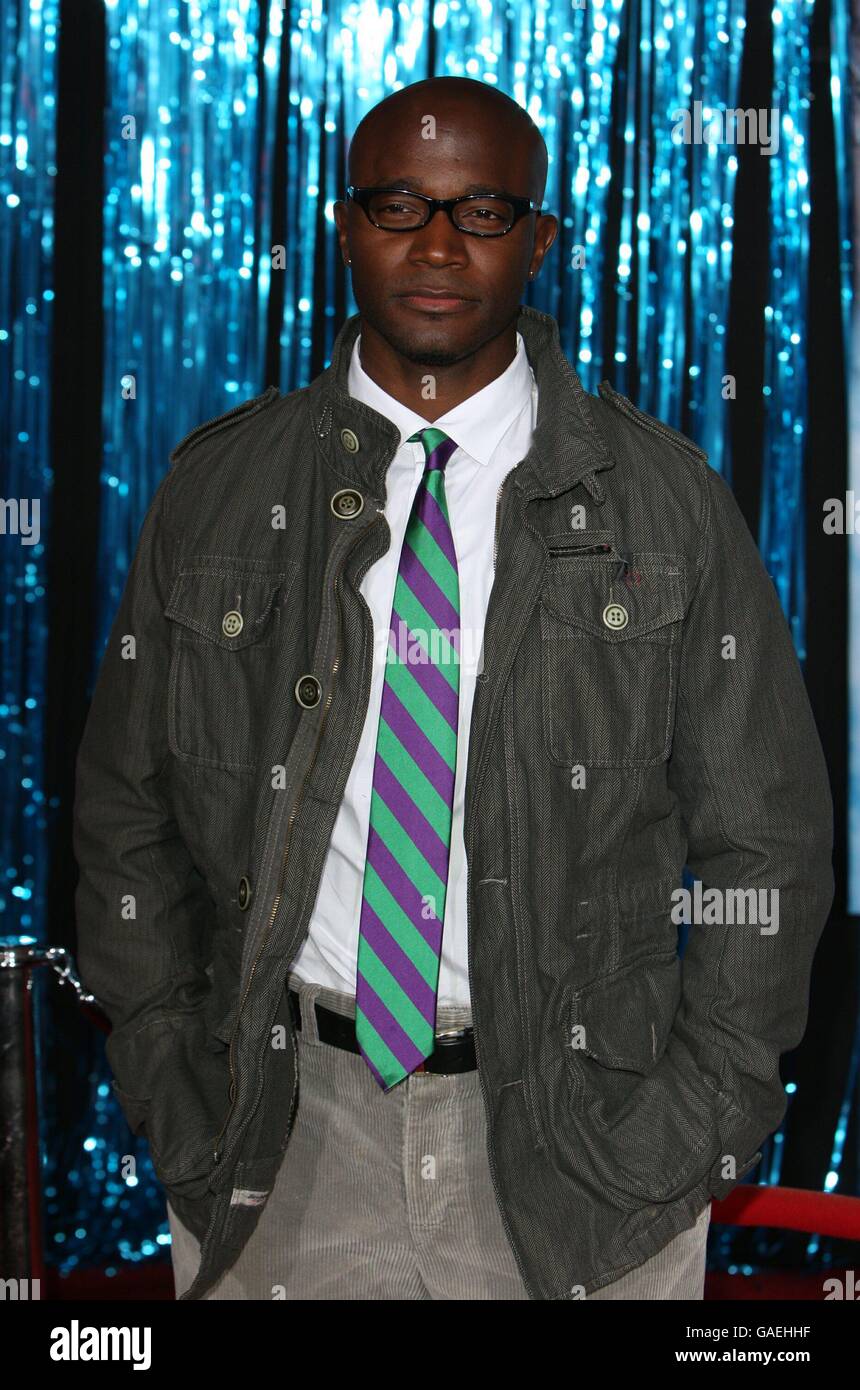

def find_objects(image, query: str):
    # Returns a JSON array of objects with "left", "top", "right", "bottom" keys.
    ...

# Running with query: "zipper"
[
  {"left": 465, "top": 812, "right": 537, "bottom": 1299},
  {"left": 551, "top": 542, "right": 613, "bottom": 556},
  {"left": 493, "top": 466, "right": 519, "bottom": 572},
  {"left": 492, "top": 478, "right": 504, "bottom": 572},
  {"left": 212, "top": 506, "right": 386, "bottom": 1164},
  {"left": 467, "top": 472, "right": 543, "bottom": 1298},
  {"left": 545, "top": 539, "right": 616, "bottom": 559},
  {"left": 502, "top": 678, "right": 545, "bottom": 1153}
]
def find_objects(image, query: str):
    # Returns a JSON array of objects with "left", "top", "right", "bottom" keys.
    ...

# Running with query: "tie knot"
[{"left": 406, "top": 427, "right": 459, "bottom": 472}]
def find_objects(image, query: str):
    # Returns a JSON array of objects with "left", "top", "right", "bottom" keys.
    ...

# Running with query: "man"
[{"left": 74, "top": 76, "right": 834, "bottom": 1301}]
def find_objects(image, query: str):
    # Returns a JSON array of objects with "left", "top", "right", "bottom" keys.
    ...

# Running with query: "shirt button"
[
  {"left": 295, "top": 674, "right": 322, "bottom": 708},
  {"left": 238, "top": 876, "right": 252, "bottom": 911},
  {"left": 340, "top": 428, "right": 360, "bottom": 453},
  {"left": 330, "top": 487, "right": 364, "bottom": 519},
  {"left": 222, "top": 609, "right": 243, "bottom": 638}
]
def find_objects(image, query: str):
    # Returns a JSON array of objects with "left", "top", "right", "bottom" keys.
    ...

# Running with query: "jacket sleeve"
[
  {"left": 666, "top": 462, "right": 835, "bottom": 1196},
  {"left": 73, "top": 468, "right": 226, "bottom": 1191}
]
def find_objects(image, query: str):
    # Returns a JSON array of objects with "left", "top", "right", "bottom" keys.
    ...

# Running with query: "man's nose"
[{"left": 407, "top": 209, "right": 470, "bottom": 259}]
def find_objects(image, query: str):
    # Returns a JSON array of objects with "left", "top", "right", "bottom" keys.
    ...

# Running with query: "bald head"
[{"left": 347, "top": 77, "right": 548, "bottom": 205}]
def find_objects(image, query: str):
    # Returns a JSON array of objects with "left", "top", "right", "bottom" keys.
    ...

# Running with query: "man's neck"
[{"left": 356, "top": 318, "right": 518, "bottom": 421}]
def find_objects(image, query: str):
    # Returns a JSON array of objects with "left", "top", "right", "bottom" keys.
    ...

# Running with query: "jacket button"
[
  {"left": 330, "top": 487, "right": 364, "bottom": 519},
  {"left": 222, "top": 609, "right": 244, "bottom": 638},
  {"left": 295, "top": 674, "right": 322, "bottom": 708},
  {"left": 602, "top": 602, "right": 628, "bottom": 631},
  {"left": 238, "top": 875, "right": 252, "bottom": 911},
  {"left": 340, "top": 428, "right": 360, "bottom": 453}
]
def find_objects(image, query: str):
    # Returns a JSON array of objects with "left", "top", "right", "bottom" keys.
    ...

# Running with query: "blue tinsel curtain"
[{"left": 0, "top": 0, "right": 853, "bottom": 1280}]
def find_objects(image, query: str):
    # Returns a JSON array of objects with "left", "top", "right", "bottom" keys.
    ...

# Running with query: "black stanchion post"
[{"left": 0, "top": 943, "right": 49, "bottom": 1293}]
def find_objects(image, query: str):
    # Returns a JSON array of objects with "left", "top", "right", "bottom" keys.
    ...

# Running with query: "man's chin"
[
  {"left": 385, "top": 327, "right": 477, "bottom": 368},
  {"left": 358, "top": 304, "right": 488, "bottom": 368},
  {"left": 398, "top": 345, "right": 469, "bottom": 368}
]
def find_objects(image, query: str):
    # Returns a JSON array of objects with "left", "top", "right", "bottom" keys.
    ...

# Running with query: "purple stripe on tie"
[
  {"left": 371, "top": 749, "right": 452, "bottom": 885},
  {"left": 356, "top": 899, "right": 438, "bottom": 1023},
  {"left": 385, "top": 619, "right": 459, "bottom": 735},
  {"left": 399, "top": 538, "right": 460, "bottom": 635},
  {"left": 356, "top": 975, "right": 428, "bottom": 1076},
  {"left": 414, "top": 483, "right": 458, "bottom": 572},
  {"left": 379, "top": 684, "right": 456, "bottom": 805},
  {"left": 364, "top": 820, "right": 444, "bottom": 954},
  {"left": 426, "top": 437, "right": 459, "bottom": 472}
]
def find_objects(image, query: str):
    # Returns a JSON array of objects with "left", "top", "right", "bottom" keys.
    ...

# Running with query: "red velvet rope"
[{"left": 713, "top": 1185, "right": 860, "bottom": 1238}]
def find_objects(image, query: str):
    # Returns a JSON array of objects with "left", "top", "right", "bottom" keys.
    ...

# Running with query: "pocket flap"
[
  {"left": 542, "top": 554, "right": 685, "bottom": 641},
  {"left": 568, "top": 950, "right": 682, "bottom": 1074},
  {"left": 164, "top": 562, "right": 291, "bottom": 649}
]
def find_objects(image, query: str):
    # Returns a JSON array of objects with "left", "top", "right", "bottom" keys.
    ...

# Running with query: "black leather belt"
[{"left": 288, "top": 987, "right": 477, "bottom": 1074}]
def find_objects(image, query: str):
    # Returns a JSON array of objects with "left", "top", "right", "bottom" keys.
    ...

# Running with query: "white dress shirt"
[{"left": 289, "top": 328, "right": 538, "bottom": 1008}]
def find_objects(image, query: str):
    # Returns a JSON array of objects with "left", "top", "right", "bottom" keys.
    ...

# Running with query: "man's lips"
[{"left": 394, "top": 288, "right": 478, "bottom": 314}]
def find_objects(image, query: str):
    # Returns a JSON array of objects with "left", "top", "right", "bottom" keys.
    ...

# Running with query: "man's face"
[{"left": 333, "top": 104, "right": 557, "bottom": 367}]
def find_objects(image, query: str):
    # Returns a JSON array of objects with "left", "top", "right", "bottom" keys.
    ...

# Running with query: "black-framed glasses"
[{"left": 345, "top": 185, "right": 544, "bottom": 237}]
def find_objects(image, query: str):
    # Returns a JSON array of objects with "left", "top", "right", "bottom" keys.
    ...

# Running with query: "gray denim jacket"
[{"left": 73, "top": 305, "right": 834, "bottom": 1299}]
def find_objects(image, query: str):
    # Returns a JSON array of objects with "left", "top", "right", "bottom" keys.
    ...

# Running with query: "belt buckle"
[
  {"left": 435, "top": 1026, "right": 469, "bottom": 1046},
  {"left": 414, "top": 1025, "right": 471, "bottom": 1076}
]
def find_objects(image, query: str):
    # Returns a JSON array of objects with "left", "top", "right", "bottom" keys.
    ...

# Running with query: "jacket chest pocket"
[
  {"left": 539, "top": 554, "right": 686, "bottom": 768},
  {"left": 164, "top": 561, "right": 295, "bottom": 771}
]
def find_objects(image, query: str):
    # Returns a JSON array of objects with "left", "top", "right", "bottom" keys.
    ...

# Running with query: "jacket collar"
[{"left": 307, "top": 304, "right": 615, "bottom": 503}]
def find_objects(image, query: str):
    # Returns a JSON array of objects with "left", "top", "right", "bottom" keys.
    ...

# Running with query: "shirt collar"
[{"left": 347, "top": 329, "right": 535, "bottom": 466}]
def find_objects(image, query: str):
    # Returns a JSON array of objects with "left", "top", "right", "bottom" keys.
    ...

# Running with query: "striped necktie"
[{"left": 355, "top": 426, "right": 461, "bottom": 1091}]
